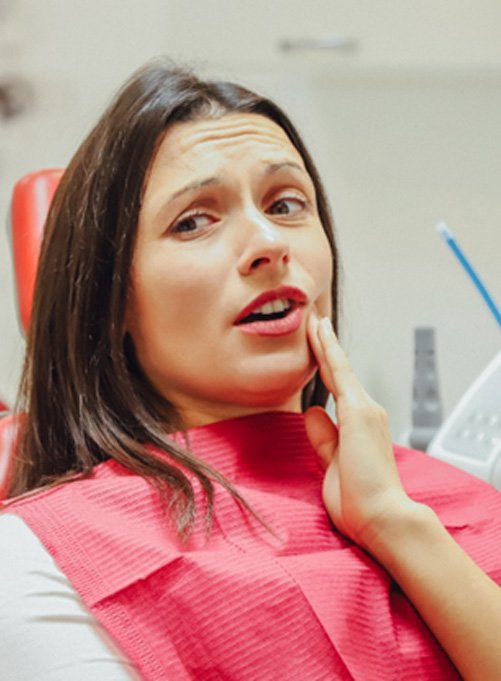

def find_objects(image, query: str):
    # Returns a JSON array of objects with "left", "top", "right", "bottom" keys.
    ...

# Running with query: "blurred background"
[{"left": 1, "top": 0, "right": 500, "bottom": 441}]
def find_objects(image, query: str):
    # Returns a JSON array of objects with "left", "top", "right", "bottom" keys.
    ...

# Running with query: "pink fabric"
[{"left": 8, "top": 412, "right": 501, "bottom": 679}]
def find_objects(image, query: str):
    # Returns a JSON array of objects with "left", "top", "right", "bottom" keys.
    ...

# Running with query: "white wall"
[{"left": 1, "top": 1, "right": 500, "bottom": 441}]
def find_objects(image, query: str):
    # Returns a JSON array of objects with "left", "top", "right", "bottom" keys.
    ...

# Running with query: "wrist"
[{"left": 359, "top": 497, "right": 441, "bottom": 571}]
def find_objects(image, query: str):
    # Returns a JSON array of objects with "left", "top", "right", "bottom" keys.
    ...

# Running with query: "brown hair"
[{"left": 7, "top": 59, "right": 339, "bottom": 534}]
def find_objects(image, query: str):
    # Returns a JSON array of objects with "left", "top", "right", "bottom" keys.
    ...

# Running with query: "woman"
[{"left": 1, "top": 60, "right": 501, "bottom": 680}]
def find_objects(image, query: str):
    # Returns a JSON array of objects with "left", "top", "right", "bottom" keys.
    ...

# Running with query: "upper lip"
[{"left": 234, "top": 285, "right": 308, "bottom": 324}]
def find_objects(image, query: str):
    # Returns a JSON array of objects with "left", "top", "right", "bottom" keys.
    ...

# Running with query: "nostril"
[
  {"left": 250, "top": 252, "right": 290, "bottom": 270},
  {"left": 250, "top": 257, "right": 270, "bottom": 269}
]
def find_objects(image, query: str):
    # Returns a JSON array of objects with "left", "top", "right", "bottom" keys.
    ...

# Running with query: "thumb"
[{"left": 304, "top": 406, "right": 339, "bottom": 469}]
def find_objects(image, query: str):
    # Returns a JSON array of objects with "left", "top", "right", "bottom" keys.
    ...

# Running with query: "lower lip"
[{"left": 235, "top": 306, "right": 303, "bottom": 336}]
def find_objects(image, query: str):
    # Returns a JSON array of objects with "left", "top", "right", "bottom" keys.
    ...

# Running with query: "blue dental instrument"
[{"left": 436, "top": 221, "right": 501, "bottom": 330}]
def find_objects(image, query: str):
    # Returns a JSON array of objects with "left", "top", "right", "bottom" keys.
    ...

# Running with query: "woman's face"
[{"left": 126, "top": 113, "right": 333, "bottom": 427}]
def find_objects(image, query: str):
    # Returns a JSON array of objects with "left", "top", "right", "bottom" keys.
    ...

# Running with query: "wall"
[
  {"left": 0, "top": 0, "right": 172, "bottom": 405},
  {"left": 1, "top": 1, "right": 500, "bottom": 440}
]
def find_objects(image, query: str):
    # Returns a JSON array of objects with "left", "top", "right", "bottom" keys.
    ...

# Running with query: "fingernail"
[{"left": 320, "top": 317, "right": 333, "bottom": 334}]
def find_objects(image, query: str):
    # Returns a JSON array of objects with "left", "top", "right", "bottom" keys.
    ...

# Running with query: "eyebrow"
[
  {"left": 167, "top": 161, "right": 309, "bottom": 204},
  {"left": 169, "top": 176, "right": 222, "bottom": 203},
  {"left": 264, "top": 161, "right": 308, "bottom": 176}
]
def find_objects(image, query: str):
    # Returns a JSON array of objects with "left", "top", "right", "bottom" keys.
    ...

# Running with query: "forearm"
[{"left": 365, "top": 502, "right": 501, "bottom": 681}]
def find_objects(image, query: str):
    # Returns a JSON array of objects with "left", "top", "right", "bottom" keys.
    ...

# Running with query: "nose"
[{"left": 237, "top": 212, "right": 290, "bottom": 276}]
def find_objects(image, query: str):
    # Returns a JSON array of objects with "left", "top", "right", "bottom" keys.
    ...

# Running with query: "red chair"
[
  {"left": 11, "top": 169, "right": 64, "bottom": 333},
  {"left": 0, "top": 169, "right": 63, "bottom": 499},
  {"left": 0, "top": 414, "right": 19, "bottom": 499}
]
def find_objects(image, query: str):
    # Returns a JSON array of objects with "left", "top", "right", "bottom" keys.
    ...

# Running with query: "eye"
[
  {"left": 170, "top": 212, "right": 215, "bottom": 238},
  {"left": 267, "top": 195, "right": 306, "bottom": 216}
]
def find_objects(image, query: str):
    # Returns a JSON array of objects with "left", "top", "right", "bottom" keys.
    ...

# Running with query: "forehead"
[{"left": 148, "top": 113, "right": 306, "bottom": 176}]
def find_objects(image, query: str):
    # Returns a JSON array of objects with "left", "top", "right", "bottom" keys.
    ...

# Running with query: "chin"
[{"left": 228, "top": 364, "right": 316, "bottom": 409}]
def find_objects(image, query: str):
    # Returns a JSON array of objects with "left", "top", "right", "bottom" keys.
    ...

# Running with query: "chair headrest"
[
  {"left": 10, "top": 169, "right": 63, "bottom": 333},
  {"left": 0, "top": 414, "right": 19, "bottom": 500},
  {"left": 1, "top": 169, "right": 63, "bottom": 498}
]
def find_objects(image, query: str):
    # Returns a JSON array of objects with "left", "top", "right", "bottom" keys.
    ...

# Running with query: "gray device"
[{"left": 410, "top": 327, "right": 442, "bottom": 451}]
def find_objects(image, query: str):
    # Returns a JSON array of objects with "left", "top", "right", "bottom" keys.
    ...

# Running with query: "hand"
[
  {"left": 306, "top": 315, "right": 501, "bottom": 681},
  {"left": 305, "top": 313, "right": 416, "bottom": 549}
]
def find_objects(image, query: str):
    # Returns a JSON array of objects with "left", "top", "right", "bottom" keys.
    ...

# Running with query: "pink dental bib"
[{"left": 10, "top": 412, "right": 501, "bottom": 679}]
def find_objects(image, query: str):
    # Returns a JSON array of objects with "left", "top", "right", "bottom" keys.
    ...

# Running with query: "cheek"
[
  {"left": 305, "top": 231, "right": 334, "bottom": 312},
  {"left": 318, "top": 243, "right": 334, "bottom": 288},
  {"left": 127, "top": 251, "right": 221, "bottom": 344}
]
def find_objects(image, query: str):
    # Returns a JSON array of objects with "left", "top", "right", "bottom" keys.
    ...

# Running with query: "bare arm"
[{"left": 305, "top": 314, "right": 501, "bottom": 681}]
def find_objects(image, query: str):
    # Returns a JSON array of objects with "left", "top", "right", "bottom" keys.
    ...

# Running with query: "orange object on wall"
[{"left": 10, "top": 169, "right": 63, "bottom": 333}]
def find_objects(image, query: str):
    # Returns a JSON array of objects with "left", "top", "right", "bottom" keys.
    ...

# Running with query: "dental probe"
[{"left": 436, "top": 221, "right": 501, "bottom": 330}]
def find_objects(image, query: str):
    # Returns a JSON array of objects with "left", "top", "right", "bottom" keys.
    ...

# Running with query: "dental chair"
[{"left": 0, "top": 169, "right": 63, "bottom": 499}]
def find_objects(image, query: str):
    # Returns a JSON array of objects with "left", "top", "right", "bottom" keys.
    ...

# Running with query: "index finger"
[{"left": 316, "top": 317, "right": 368, "bottom": 405}]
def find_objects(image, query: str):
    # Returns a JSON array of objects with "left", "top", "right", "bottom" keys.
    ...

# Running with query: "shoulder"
[
  {"left": 0, "top": 512, "right": 57, "bottom": 576},
  {"left": 0, "top": 512, "right": 78, "bottom": 632},
  {"left": 0, "top": 513, "right": 140, "bottom": 680}
]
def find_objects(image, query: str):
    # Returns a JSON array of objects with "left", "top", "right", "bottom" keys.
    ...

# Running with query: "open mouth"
[
  {"left": 235, "top": 298, "right": 294, "bottom": 325},
  {"left": 234, "top": 286, "right": 307, "bottom": 336}
]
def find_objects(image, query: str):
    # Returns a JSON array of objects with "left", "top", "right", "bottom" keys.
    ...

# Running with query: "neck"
[{"left": 173, "top": 394, "right": 303, "bottom": 430}]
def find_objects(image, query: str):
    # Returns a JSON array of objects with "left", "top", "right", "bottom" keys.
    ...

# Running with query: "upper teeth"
[{"left": 254, "top": 298, "right": 292, "bottom": 315}]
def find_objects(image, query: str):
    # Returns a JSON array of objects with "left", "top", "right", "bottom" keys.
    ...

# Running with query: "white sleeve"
[{"left": 0, "top": 513, "right": 141, "bottom": 681}]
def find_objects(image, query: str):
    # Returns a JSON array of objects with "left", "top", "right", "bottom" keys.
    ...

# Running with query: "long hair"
[{"left": 7, "top": 59, "right": 339, "bottom": 535}]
